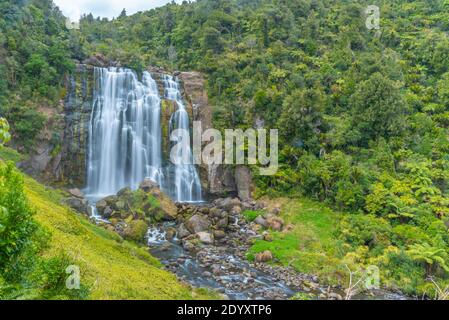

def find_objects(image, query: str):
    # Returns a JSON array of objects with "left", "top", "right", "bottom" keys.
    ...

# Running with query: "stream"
[
  {"left": 146, "top": 223, "right": 410, "bottom": 301},
  {"left": 147, "top": 225, "right": 298, "bottom": 300}
]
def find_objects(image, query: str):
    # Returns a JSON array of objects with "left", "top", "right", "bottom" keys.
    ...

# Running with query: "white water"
[
  {"left": 85, "top": 67, "right": 202, "bottom": 203},
  {"left": 164, "top": 75, "right": 202, "bottom": 203}
]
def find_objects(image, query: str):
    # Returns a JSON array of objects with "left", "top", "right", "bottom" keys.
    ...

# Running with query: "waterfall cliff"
[{"left": 85, "top": 67, "right": 202, "bottom": 203}]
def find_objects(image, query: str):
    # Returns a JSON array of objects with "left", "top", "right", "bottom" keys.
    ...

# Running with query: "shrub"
[{"left": 0, "top": 162, "right": 37, "bottom": 281}]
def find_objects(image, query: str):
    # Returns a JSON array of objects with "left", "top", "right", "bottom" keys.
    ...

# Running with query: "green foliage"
[
  {"left": 407, "top": 243, "right": 449, "bottom": 278},
  {"left": 242, "top": 209, "right": 264, "bottom": 222},
  {"left": 0, "top": 118, "right": 11, "bottom": 145},
  {"left": 0, "top": 162, "right": 37, "bottom": 281}
]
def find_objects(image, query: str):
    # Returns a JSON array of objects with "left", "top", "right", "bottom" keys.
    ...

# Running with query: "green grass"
[
  {"left": 242, "top": 209, "right": 265, "bottom": 222},
  {"left": 247, "top": 198, "right": 345, "bottom": 284},
  {"left": 0, "top": 146, "right": 25, "bottom": 163},
  {"left": 21, "top": 170, "right": 216, "bottom": 300}
]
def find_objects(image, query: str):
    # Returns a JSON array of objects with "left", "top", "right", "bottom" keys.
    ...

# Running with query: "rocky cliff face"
[
  {"left": 25, "top": 61, "right": 251, "bottom": 199},
  {"left": 60, "top": 64, "right": 95, "bottom": 186}
]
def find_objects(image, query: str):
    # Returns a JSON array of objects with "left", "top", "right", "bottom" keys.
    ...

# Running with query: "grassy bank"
[
  {"left": 26, "top": 179, "right": 195, "bottom": 299},
  {"left": 1, "top": 146, "right": 214, "bottom": 300},
  {"left": 247, "top": 198, "right": 345, "bottom": 284}
]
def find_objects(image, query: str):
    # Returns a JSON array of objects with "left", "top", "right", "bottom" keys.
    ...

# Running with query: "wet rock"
[
  {"left": 96, "top": 199, "right": 107, "bottom": 213},
  {"left": 166, "top": 227, "right": 176, "bottom": 241},
  {"left": 117, "top": 187, "right": 132, "bottom": 197},
  {"left": 255, "top": 250, "right": 273, "bottom": 263},
  {"left": 68, "top": 188, "right": 85, "bottom": 199},
  {"left": 139, "top": 178, "right": 159, "bottom": 192},
  {"left": 197, "top": 232, "right": 214, "bottom": 245},
  {"left": 216, "top": 217, "right": 229, "bottom": 229},
  {"left": 182, "top": 240, "right": 196, "bottom": 252},
  {"left": 212, "top": 264, "right": 221, "bottom": 275},
  {"left": 213, "top": 230, "right": 226, "bottom": 240},
  {"left": 177, "top": 223, "right": 191, "bottom": 239},
  {"left": 103, "top": 206, "right": 113, "bottom": 219},
  {"left": 254, "top": 216, "right": 267, "bottom": 228},
  {"left": 185, "top": 214, "right": 211, "bottom": 234},
  {"left": 65, "top": 197, "right": 88, "bottom": 214}
]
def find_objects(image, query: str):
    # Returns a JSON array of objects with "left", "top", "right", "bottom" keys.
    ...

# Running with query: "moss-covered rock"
[{"left": 123, "top": 220, "right": 149, "bottom": 243}]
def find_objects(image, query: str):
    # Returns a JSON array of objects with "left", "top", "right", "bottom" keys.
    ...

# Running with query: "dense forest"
[{"left": 1, "top": 0, "right": 449, "bottom": 299}]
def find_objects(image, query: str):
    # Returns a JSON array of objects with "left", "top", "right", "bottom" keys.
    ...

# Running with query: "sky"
[{"left": 53, "top": 0, "right": 182, "bottom": 21}]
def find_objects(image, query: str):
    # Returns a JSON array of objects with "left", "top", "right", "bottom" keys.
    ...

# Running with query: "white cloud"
[{"left": 53, "top": 0, "right": 182, "bottom": 21}]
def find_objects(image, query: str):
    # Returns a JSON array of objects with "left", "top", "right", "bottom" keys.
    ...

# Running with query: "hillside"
[{"left": 0, "top": 147, "right": 212, "bottom": 300}]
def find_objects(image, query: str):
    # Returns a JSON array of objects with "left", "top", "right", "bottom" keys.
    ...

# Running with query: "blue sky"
[{"left": 53, "top": 0, "right": 183, "bottom": 21}]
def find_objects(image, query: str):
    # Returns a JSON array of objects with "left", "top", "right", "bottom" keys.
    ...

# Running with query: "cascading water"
[
  {"left": 163, "top": 75, "right": 202, "bottom": 203},
  {"left": 85, "top": 67, "right": 202, "bottom": 204}
]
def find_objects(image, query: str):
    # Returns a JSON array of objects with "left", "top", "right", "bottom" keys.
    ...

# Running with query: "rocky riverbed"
[{"left": 63, "top": 180, "right": 410, "bottom": 300}]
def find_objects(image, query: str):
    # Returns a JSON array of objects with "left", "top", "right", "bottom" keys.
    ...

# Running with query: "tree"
[
  {"left": 349, "top": 73, "right": 409, "bottom": 146},
  {"left": 407, "top": 243, "right": 449, "bottom": 278},
  {"left": 278, "top": 87, "right": 326, "bottom": 153},
  {"left": 118, "top": 8, "right": 127, "bottom": 19}
]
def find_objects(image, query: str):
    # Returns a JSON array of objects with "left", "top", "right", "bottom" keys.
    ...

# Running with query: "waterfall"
[
  {"left": 163, "top": 75, "right": 203, "bottom": 203},
  {"left": 86, "top": 67, "right": 202, "bottom": 203}
]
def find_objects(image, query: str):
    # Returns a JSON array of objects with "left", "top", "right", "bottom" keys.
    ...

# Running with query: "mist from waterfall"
[{"left": 86, "top": 67, "right": 202, "bottom": 203}]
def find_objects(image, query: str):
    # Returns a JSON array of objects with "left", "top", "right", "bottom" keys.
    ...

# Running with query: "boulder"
[
  {"left": 235, "top": 166, "right": 252, "bottom": 201},
  {"left": 117, "top": 187, "right": 132, "bottom": 197},
  {"left": 231, "top": 206, "right": 242, "bottom": 215},
  {"left": 115, "top": 200, "right": 126, "bottom": 211},
  {"left": 209, "top": 207, "right": 222, "bottom": 218},
  {"left": 266, "top": 216, "right": 284, "bottom": 231},
  {"left": 213, "top": 230, "right": 226, "bottom": 240},
  {"left": 182, "top": 239, "right": 196, "bottom": 252},
  {"left": 139, "top": 178, "right": 159, "bottom": 192},
  {"left": 146, "top": 187, "right": 178, "bottom": 220},
  {"left": 254, "top": 216, "right": 268, "bottom": 228},
  {"left": 216, "top": 197, "right": 241, "bottom": 211},
  {"left": 65, "top": 197, "right": 88, "bottom": 214},
  {"left": 177, "top": 223, "right": 191, "bottom": 239},
  {"left": 96, "top": 199, "right": 108, "bottom": 213},
  {"left": 255, "top": 250, "right": 273, "bottom": 263},
  {"left": 196, "top": 232, "right": 214, "bottom": 245},
  {"left": 166, "top": 227, "right": 177, "bottom": 241},
  {"left": 123, "top": 220, "right": 149, "bottom": 242},
  {"left": 216, "top": 217, "right": 229, "bottom": 229},
  {"left": 68, "top": 188, "right": 85, "bottom": 199},
  {"left": 103, "top": 206, "right": 113, "bottom": 219},
  {"left": 185, "top": 214, "right": 211, "bottom": 234}
]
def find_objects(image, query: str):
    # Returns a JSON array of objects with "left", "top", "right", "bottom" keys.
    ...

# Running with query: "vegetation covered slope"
[{"left": 0, "top": 148, "right": 210, "bottom": 300}]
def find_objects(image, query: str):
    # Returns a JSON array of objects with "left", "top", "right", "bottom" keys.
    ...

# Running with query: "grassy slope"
[
  {"left": 0, "top": 146, "right": 212, "bottom": 300},
  {"left": 248, "top": 197, "right": 345, "bottom": 284}
]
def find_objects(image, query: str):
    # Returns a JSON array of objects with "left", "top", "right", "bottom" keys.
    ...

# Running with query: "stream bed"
[{"left": 147, "top": 225, "right": 299, "bottom": 300}]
